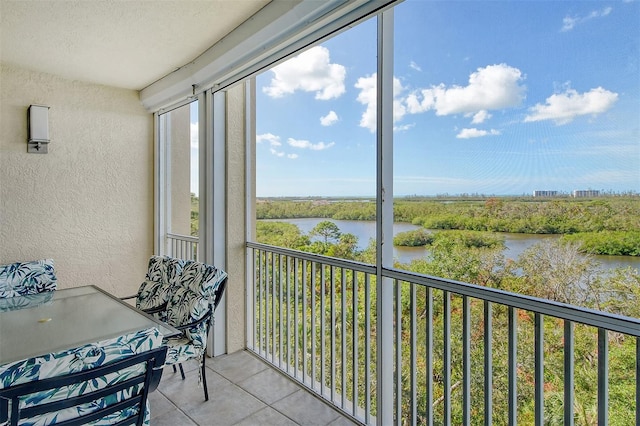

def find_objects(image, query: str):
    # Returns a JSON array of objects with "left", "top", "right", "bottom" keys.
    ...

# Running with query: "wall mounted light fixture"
[{"left": 27, "top": 105, "right": 50, "bottom": 154}]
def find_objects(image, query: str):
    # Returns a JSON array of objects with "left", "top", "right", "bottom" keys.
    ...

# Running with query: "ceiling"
[{"left": 0, "top": 0, "right": 271, "bottom": 91}]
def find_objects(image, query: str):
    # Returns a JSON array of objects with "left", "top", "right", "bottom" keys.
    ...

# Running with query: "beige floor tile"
[
  {"left": 152, "top": 407, "right": 198, "bottom": 426},
  {"left": 237, "top": 367, "right": 300, "bottom": 405},
  {"left": 272, "top": 390, "right": 342, "bottom": 426},
  {"left": 148, "top": 390, "right": 177, "bottom": 420},
  {"left": 209, "top": 350, "right": 269, "bottom": 383},
  {"left": 181, "top": 383, "right": 266, "bottom": 426},
  {"left": 153, "top": 351, "right": 359, "bottom": 426},
  {"left": 232, "top": 406, "right": 298, "bottom": 426},
  {"left": 158, "top": 367, "right": 231, "bottom": 409}
]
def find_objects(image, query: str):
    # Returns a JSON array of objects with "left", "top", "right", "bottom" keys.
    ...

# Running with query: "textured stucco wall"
[
  {"left": 0, "top": 64, "right": 154, "bottom": 296},
  {"left": 225, "top": 83, "right": 249, "bottom": 353}
]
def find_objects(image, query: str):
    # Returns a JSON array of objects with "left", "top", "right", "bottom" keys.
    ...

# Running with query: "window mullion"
[{"left": 376, "top": 7, "right": 395, "bottom": 426}]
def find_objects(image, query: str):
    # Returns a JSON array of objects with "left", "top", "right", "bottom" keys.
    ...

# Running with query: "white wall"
[
  {"left": 0, "top": 64, "right": 154, "bottom": 296},
  {"left": 225, "top": 83, "right": 249, "bottom": 353}
]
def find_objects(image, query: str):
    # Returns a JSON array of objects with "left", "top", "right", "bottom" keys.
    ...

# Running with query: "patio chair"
[
  {"left": 0, "top": 259, "right": 57, "bottom": 299},
  {"left": 122, "top": 255, "right": 185, "bottom": 321},
  {"left": 0, "top": 327, "right": 166, "bottom": 426},
  {"left": 163, "top": 261, "right": 228, "bottom": 401}
]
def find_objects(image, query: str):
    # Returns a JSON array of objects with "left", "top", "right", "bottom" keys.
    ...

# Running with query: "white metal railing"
[
  {"left": 246, "top": 242, "right": 640, "bottom": 425},
  {"left": 166, "top": 233, "right": 198, "bottom": 261}
]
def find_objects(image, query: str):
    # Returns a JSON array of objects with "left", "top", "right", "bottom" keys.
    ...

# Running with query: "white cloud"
[
  {"left": 471, "top": 110, "right": 492, "bottom": 124},
  {"left": 409, "top": 61, "right": 422, "bottom": 72},
  {"left": 456, "top": 128, "right": 501, "bottom": 139},
  {"left": 524, "top": 87, "right": 618, "bottom": 125},
  {"left": 260, "top": 133, "right": 332, "bottom": 158},
  {"left": 320, "top": 110, "right": 339, "bottom": 126},
  {"left": 257, "top": 133, "right": 281, "bottom": 147},
  {"left": 356, "top": 64, "right": 524, "bottom": 132},
  {"left": 356, "top": 74, "right": 407, "bottom": 132},
  {"left": 287, "top": 138, "right": 335, "bottom": 150},
  {"left": 562, "top": 7, "right": 612, "bottom": 32},
  {"left": 405, "top": 64, "right": 526, "bottom": 117},
  {"left": 355, "top": 74, "right": 377, "bottom": 131},
  {"left": 394, "top": 123, "right": 415, "bottom": 132},
  {"left": 263, "top": 46, "right": 346, "bottom": 100}
]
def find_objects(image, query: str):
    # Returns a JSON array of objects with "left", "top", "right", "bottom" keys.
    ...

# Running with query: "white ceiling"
[{"left": 0, "top": 0, "right": 271, "bottom": 91}]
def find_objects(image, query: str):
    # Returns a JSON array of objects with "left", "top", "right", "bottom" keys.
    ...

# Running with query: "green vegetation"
[
  {"left": 563, "top": 230, "right": 640, "bottom": 256},
  {"left": 190, "top": 193, "right": 199, "bottom": 236},
  {"left": 393, "top": 229, "right": 434, "bottom": 246},
  {"left": 255, "top": 219, "right": 640, "bottom": 424},
  {"left": 257, "top": 196, "right": 640, "bottom": 256}
]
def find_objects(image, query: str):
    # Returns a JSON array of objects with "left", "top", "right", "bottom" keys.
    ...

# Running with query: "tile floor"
[{"left": 150, "top": 350, "right": 359, "bottom": 426}]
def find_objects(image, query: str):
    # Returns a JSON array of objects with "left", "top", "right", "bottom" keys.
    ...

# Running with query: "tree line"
[{"left": 256, "top": 196, "right": 640, "bottom": 256}]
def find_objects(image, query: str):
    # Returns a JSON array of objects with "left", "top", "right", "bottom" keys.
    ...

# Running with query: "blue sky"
[{"left": 253, "top": 0, "right": 639, "bottom": 197}]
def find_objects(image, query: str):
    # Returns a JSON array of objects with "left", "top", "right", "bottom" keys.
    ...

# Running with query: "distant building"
[
  {"left": 533, "top": 190, "right": 558, "bottom": 197},
  {"left": 573, "top": 190, "right": 600, "bottom": 198}
]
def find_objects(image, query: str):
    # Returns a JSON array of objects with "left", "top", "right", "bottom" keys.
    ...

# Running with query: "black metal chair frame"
[
  {"left": 169, "top": 276, "right": 227, "bottom": 401},
  {"left": 122, "top": 271, "right": 227, "bottom": 402},
  {"left": 0, "top": 345, "right": 167, "bottom": 426}
]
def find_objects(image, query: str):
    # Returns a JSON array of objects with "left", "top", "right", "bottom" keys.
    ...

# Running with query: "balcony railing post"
[
  {"left": 484, "top": 301, "right": 493, "bottom": 426},
  {"left": 597, "top": 328, "right": 608, "bottom": 425},
  {"left": 637, "top": 337, "right": 639, "bottom": 426},
  {"left": 246, "top": 242, "right": 640, "bottom": 426},
  {"left": 509, "top": 307, "right": 518, "bottom": 425},
  {"left": 564, "top": 320, "right": 575, "bottom": 426},
  {"left": 535, "top": 313, "right": 544, "bottom": 426}
]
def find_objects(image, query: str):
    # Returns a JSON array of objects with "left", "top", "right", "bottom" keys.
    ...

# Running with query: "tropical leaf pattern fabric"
[
  {"left": 144, "top": 256, "right": 184, "bottom": 286},
  {"left": 163, "top": 336, "right": 203, "bottom": 365},
  {"left": 0, "top": 327, "right": 162, "bottom": 425},
  {"left": 136, "top": 256, "right": 185, "bottom": 321},
  {"left": 136, "top": 280, "right": 166, "bottom": 314},
  {"left": 178, "top": 261, "right": 227, "bottom": 304},
  {"left": 162, "top": 261, "right": 227, "bottom": 367},
  {"left": 0, "top": 259, "right": 57, "bottom": 299},
  {"left": 166, "top": 287, "right": 209, "bottom": 349}
]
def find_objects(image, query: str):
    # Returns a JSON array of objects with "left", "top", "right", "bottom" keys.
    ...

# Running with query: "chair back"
[
  {"left": 144, "top": 255, "right": 184, "bottom": 286},
  {"left": 136, "top": 256, "right": 185, "bottom": 315},
  {"left": 160, "top": 264, "right": 227, "bottom": 400},
  {"left": 0, "top": 345, "right": 167, "bottom": 426},
  {"left": 165, "top": 262, "right": 228, "bottom": 350},
  {"left": 211, "top": 275, "right": 227, "bottom": 312},
  {"left": 0, "top": 259, "right": 57, "bottom": 299},
  {"left": 178, "top": 261, "right": 227, "bottom": 304}
]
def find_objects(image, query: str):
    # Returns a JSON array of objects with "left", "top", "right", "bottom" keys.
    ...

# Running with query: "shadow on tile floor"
[{"left": 150, "top": 350, "right": 358, "bottom": 426}]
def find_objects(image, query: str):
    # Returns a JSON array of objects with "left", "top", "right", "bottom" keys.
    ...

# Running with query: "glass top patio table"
[{"left": 0, "top": 285, "right": 179, "bottom": 366}]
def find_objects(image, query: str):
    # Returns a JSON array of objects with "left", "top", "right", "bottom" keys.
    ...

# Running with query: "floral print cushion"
[
  {"left": 163, "top": 336, "right": 204, "bottom": 366},
  {"left": 178, "top": 261, "right": 228, "bottom": 303},
  {"left": 135, "top": 256, "right": 185, "bottom": 320},
  {"left": 136, "top": 279, "right": 167, "bottom": 313},
  {"left": 165, "top": 287, "right": 209, "bottom": 350},
  {"left": 0, "top": 327, "right": 162, "bottom": 426},
  {"left": 0, "top": 259, "right": 57, "bottom": 299},
  {"left": 144, "top": 255, "right": 184, "bottom": 286}
]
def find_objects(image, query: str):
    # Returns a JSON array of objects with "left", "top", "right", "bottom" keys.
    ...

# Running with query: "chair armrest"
[
  {"left": 120, "top": 294, "right": 138, "bottom": 301},
  {"left": 120, "top": 295, "right": 167, "bottom": 316},
  {"left": 143, "top": 302, "right": 167, "bottom": 316},
  {"left": 173, "top": 309, "right": 212, "bottom": 332}
]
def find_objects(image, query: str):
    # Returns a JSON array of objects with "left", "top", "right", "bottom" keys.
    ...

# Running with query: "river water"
[{"left": 262, "top": 218, "right": 640, "bottom": 272}]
